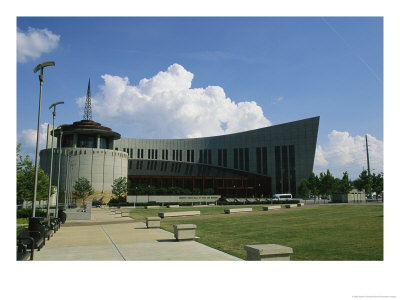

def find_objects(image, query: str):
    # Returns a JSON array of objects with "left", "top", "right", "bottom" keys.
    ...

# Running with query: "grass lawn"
[{"left": 130, "top": 204, "right": 383, "bottom": 261}]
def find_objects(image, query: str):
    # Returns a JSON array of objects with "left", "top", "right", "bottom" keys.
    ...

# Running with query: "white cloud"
[
  {"left": 314, "top": 130, "right": 383, "bottom": 178},
  {"left": 19, "top": 123, "right": 49, "bottom": 151},
  {"left": 84, "top": 63, "right": 272, "bottom": 138},
  {"left": 17, "top": 27, "right": 60, "bottom": 63}
]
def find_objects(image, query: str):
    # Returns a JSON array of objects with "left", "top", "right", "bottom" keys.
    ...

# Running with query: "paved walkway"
[{"left": 34, "top": 208, "right": 241, "bottom": 261}]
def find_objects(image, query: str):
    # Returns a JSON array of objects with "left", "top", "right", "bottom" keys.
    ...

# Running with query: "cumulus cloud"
[
  {"left": 17, "top": 27, "right": 60, "bottom": 63},
  {"left": 18, "top": 123, "right": 49, "bottom": 151},
  {"left": 83, "top": 63, "right": 271, "bottom": 138},
  {"left": 314, "top": 130, "right": 383, "bottom": 178}
]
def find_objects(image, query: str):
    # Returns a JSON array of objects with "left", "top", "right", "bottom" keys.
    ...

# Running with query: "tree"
[
  {"left": 319, "top": 170, "right": 335, "bottom": 197},
  {"left": 353, "top": 170, "right": 372, "bottom": 194},
  {"left": 73, "top": 177, "right": 94, "bottom": 207},
  {"left": 111, "top": 177, "right": 128, "bottom": 202},
  {"left": 339, "top": 171, "right": 353, "bottom": 194},
  {"left": 307, "top": 172, "right": 319, "bottom": 199},
  {"left": 298, "top": 179, "right": 310, "bottom": 198},
  {"left": 17, "top": 144, "right": 50, "bottom": 203},
  {"left": 371, "top": 173, "right": 384, "bottom": 199}
]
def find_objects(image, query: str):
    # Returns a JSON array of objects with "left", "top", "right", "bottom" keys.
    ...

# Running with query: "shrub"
[{"left": 17, "top": 208, "right": 46, "bottom": 218}]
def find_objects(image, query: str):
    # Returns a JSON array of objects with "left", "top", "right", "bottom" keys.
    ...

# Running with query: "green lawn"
[{"left": 131, "top": 204, "right": 383, "bottom": 261}]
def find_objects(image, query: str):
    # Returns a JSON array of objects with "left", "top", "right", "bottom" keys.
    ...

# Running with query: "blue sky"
[{"left": 16, "top": 17, "right": 383, "bottom": 178}]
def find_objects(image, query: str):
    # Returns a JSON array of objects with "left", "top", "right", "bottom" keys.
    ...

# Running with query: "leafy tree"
[
  {"left": 353, "top": 170, "right": 372, "bottom": 194},
  {"left": 307, "top": 172, "right": 319, "bottom": 199},
  {"left": 111, "top": 177, "right": 128, "bottom": 202},
  {"left": 73, "top": 177, "right": 94, "bottom": 206},
  {"left": 339, "top": 171, "right": 353, "bottom": 194},
  {"left": 298, "top": 179, "right": 310, "bottom": 198},
  {"left": 193, "top": 188, "right": 201, "bottom": 195},
  {"left": 17, "top": 144, "right": 50, "bottom": 203},
  {"left": 204, "top": 188, "right": 214, "bottom": 195},
  {"left": 371, "top": 173, "right": 384, "bottom": 199},
  {"left": 319, "top": 170, "right": 335, "bottom": 197}
]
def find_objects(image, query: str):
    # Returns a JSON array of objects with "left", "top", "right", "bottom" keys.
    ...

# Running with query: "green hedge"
[{"left": 17, "top": 208, "right": 47, "bottom": 218}]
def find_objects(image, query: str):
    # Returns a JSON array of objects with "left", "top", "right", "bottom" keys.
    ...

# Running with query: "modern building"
[
  {"left": 40, "top": 115, "right": 319, "bottom": 203},
  {"left": 39, "top": 80, "right": 319, "bottom": 203}
]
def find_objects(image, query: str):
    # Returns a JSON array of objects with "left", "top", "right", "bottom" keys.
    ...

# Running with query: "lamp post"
[
  {"left": 32, "top": 61, "right": 55, "bottom": 218},
  {"left": 46, "top": 101, "right": 64, "bottom": 225},
  {"left": 135, "top": 187, "right": 137, "bottom": 208},
  {"left": 55, "top": 128, "right": 63, "bottom": 217}
]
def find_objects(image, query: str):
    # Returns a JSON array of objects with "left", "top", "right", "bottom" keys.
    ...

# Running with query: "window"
[
  {"left": 137, "top": 149, "right": 140, "bottom": 159},
  {"left": 130, "top": 148, "right": 133, "bottom": 158},
  {"left": 162, "top": 149, "right": 165, "bottom": 160},
  {"left": 152, "top": 149, "right": 155, "bottom": 159},
  {"left": 166, "top": 149, "right": 168, "bottom": 160},
  {"left": 262, "top": 147, "right": 267, "bottom": 175},
  {"left": 199, "top": 150, "right": 203, "bottom": 163},
  {"left": 234, "top": 148, "right": 238, "bottom": 169},
  {"left": 191, "top": 149, "right": 194, "bottom": 162},
  {"left": 180, "top": 150, "right": 182, "bottom": 161},
  {"left": 78, "top": 135, "right": 96, "bottom": 148},
  {"left": 218, "top": 149, "right": 222, "bottom": 166},
  {"left": 239, "top": 148, "right": 244, "bottom": 170},
  {"left": 289, "top": 145, "right": 296, "bottom": 195},
  {"left": 256, "top": 147, "right": 261, "bottom": 173},
  {"left": 204, "top": 149, "right": 207, "bottom": 164},
  {"left": 223, "top": 149, "right": 227, "bottom": 167},
  {"left": 141, "top": 149, "right": 144, "bottom": 159},
  {"left": 282, "top": 146, "right": 289, "bottom": 193},
  {"left": 275, "top": 146, "right": 282, "bottom": 194},
  {"left": 155, "top": 149, "right": 158, "bottom": 159},
  {"left": 208, "top": 149, "right": 212, "bottom": 165},
  {"left": 244, "top": 148, "right": 249, "bottom": 171},
  {"left": 187, "top": 150, "right": 190, "bottom": 162},
  {"left": 173, "top": 150, "right": 175, "bottom": 161},
  {"left": 148, "top": 149, "right": 150, "bottom": 159}
]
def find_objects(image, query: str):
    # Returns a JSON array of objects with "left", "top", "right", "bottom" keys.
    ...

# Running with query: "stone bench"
[
  {"left": 224, "top": 208, "right": 252, "bottom": 214},
  {"left": 263, "top": 205, "right": 281, "bottom": 211},
  {"left": 145, "top": 205, "right": 161, "bottom": 209},
  {"left": 146, "top": 217, "right": 161, "bottom": 228},
  {"left": 244, "top": 244, "right": 293, "bottom": 261},
  {"left": 120, "top": 207, "right": 132, "bottom": 217},
  {"left": 285, "top": 204, "right": 297, "bottom": 208},
  {"left": 158, "top": 211, "right": 201, "bottom": 218},
  {"left": 297, "top": 203, "right": 304, "bottom": 207},
  {"left": 167, "top": 205, "right": 180, "bottom": 208},
  {"left": 173, "top": 224, "right": 197, "bottom": 241}
]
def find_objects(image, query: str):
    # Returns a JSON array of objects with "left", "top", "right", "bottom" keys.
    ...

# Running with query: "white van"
[{"left": 272, "top": 194, "right": 292, "bottom": 201}]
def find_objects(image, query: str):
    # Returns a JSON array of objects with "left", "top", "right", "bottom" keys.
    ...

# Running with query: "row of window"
[{"left": 275, "top": 145, "right": 296, "bottom": 194}]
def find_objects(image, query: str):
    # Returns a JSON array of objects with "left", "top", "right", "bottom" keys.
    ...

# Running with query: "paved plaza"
[{"left": 33, "top": 208, "right": 241, "bottom": 261}]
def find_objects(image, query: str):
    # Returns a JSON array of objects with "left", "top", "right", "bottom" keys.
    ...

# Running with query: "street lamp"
[
  {"left": 46, "top": 101, "right": 64, "bottom": 225},
  {"left": 135, "top": 187, "right": 137, "bottom": 208},
  {"left": 32, "top": 61, "right": 55, "bottom": 218},
  {"left": 55, "top": 127, "right": 63, "bottom": 217}
]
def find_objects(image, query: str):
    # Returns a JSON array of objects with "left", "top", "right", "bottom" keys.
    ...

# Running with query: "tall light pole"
[
  {"left": 46, "top": 101, "right": 64, "bottom": 225},
  {"left": 32, "top": 61, "right": 55, "bottom": 218},
  {"left": 55, "top": 128, "right": 63, "bottom": 217}
]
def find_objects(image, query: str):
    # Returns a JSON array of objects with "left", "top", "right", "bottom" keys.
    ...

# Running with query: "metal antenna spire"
[{"left": 83, "top": 79, "right": 92, "bottom": 120}]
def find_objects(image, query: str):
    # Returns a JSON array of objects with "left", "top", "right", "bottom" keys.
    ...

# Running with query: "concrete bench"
[
  {"left": 146, "top": 217, "right": 161, "bottom": 228},
  {"left": 173, "top": 224, "right": 197, "bottom": 241},
  {"left": 145, "top": 205, "right": 161, "bottom": 209},
  {"left": 244, "top": 244, "right": 293, "bottom": 261},
  {"left": 158, "top": 211, "right": 201, "bottom": 218},
  {"left": 263, "top": 205, "right": 281, "bottom": 211},
  {"left": 167, "top": 205, "right": 180, "bottom": 208},
  {"left": 285, "top": 204, "right": 297, "bottom": 208},
  {"left": 224, "top": 208, "right": 252, "bottom": 214},
  {"left": 297, "top": 203, "right": 304, "bottom": 207},
  {"left": 120, "top": 207, "right": 132, "bottom": 217}
]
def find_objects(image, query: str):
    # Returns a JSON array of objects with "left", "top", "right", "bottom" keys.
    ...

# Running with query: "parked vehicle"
[{"left": 272, "top": 194, "right": 292, "bottom": 201}]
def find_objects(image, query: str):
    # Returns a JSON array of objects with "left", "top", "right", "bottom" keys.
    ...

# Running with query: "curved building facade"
[{"left": 40, "top": 116, "right": 319, "bottom": 201}]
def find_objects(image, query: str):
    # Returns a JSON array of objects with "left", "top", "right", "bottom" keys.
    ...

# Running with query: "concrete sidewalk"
[{"left": 34, "top": 208, "right": 241, "bottom": 261}]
